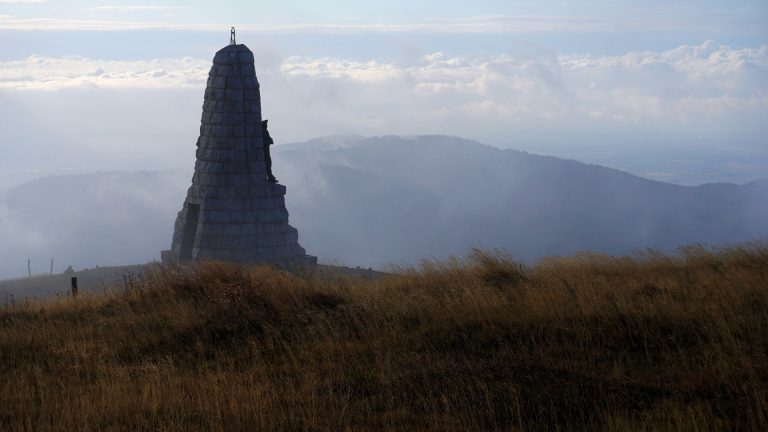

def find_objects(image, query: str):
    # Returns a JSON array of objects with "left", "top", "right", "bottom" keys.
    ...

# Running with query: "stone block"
[
  {"left": 230, "top": 149, "right": 245, "bottom": 161},
  {"left": 223, "top": 89, "right": 242, "bottom": 100},
  {"left": 239, "top": 236, "right": 258, "bottom": 248},
  {"left": 200, "top": 162, "right": 219, "bottom": 174},
  {"left": 262, "top": 223, "right": 279, "bottom": 234},
  {"left": 201, "top": 224, "right": 225, "bottom": 236},
  {"left": 211, "top": 65, "right": 231, "bottom": 75},
  {"left": 251, "top": 185, "right": 270, "bottom": 197},
  {"left": 214, "top": 249, "right": 232, "bottom": 261},
  {"left": 225, "top": 198, "right": 244, "bottom": 211},
  {"left": 195, "top": 248, "right": 218, "bottom": 260},
  {"left": 252, "top": 148, "right": 265, "bottom": 162},
  {"left": 213, "top": 175, "right": 227, "bottom": 186},
  {"left": 274, "top": 245, "right": 292, "bottom": 258},
  {"left": 197, "top": 185, "right": 215, "bottom": 196},
  {"left": 229, "top": 211, "right": 248, "bottom": 223},
  {"left": 263, "top": 233, "right": 286, "bottom": 247},
  {"left": 290, "top": 244, "right": 306, "bottom": 256},
  {"left": 248, "top": 169, "right": 267, "bottom": 182},
  {"left": 217, "top": 186, "right": 237, "bottom": 197},
  {"left": 230, "top": 160, "right": 248, "bottom": 172},
  {"left": 258, "top": 247, "right": 275, "bottom": 260},
  {"left": 223, "top": 224, "right": 242, "bottom": 236},
  {"left": 184, "top": 185, "right": 199, "bottom": 197},
  {"left": 207, "top": 210, "right": 229, "bottom": 224},
  {"left": 228, "top": 174, "right": 249, "bottom": 186},
  {"left": 204, "top": 198, "right": 224, "bottom": 210},
  {"left": 233, "top": 249, "right": 257, "bottom": 262},
  {"left": 257, "top": 208, "right": 288, "bottom": 223},
  {"left": 196, "top": 236, "right": 213, "bottom": 248},
  {"left": 247, "top": 173, "right": 266, "bottom": 186},
  {"left": 217, "top": 149, "right": 234, "bottom": 162},
  {"left": 250, "top": 197, "right": 268, "bottom": 210},
  {"left": 240, "top": 64, "right": 255, "bottom": 75},
  {"left": 206, "top": 125, "right": 225, "bottom": 137},
  {"left": 268, "top": 184, "right": 287, "bottom": 196},
  {"left": 203, "top": 88, "right": 219, "bottom": 100},
  {"left": 245, "top": 77, "right": 259, "bottom": 89},
  {"left": 201, "top": 136, "right": 233, "bottom": 149},
  {"left": 286, "top": 228, "right": 299, "bottom": 243},
  {"left": 238, "top": 51, "right": 254, "bottom": 63},
  {"left": 244, "top": 223, "right": 258, "bottom": 236},
  {"left": 221, "top": 237, "right": 239, "bottom": 249},
  {"left": 196, "top": 149, "right": 216, "bottom": 162},
  {"left": 214, "top": 101, "right": 244, "bottom": 114}
]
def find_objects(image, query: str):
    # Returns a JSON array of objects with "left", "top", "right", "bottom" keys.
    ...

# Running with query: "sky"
[{"left": 0, "top": 0, "right": 766, "bottom": 188}]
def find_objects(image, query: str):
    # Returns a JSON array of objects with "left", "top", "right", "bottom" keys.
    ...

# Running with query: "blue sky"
[{"left": 0, "top": 0, "right": 766, "bottom": 187}]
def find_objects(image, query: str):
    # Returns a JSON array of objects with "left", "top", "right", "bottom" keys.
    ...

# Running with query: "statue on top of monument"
[{"left": 262, "top": 120, "right": 278, "bottom": 183}]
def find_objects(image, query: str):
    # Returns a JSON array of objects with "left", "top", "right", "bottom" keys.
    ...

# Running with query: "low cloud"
[
  {"left": 0, "top": 0, "right": 45, "bottom": 4},
  {"left": 0, "top": 41, "right": 765, "bottom": 187},
  {"left": 0, "top": 55, "right": 209, "bottom": 90},
  {"left": 0, "top": 12, "right": 763, "bottom": 34},
  {"left": 277, "top": 42, "right": 768, "bottom": 132},
  {"left": 85, "top": 5, "right": 187, "bottom": 13},
  {"left": 2, "top": 42, "right": 765, "bottom": 125}
]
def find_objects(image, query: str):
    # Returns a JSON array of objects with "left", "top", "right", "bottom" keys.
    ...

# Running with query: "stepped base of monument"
[{"left": 161, "top": 249, "right": 317, "bottom": 267}]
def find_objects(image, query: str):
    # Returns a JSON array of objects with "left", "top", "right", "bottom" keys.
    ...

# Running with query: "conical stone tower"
[{"left": 162, "top": 36, "right": 316, "bottom": 266}]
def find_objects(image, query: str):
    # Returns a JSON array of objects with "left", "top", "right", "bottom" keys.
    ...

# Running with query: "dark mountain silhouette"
[
  {"left": 0, "top": 135, "right": 765, "bottom": 279},
  {"left": 274, "top": 135, "right": 768, "bottom": 266}
]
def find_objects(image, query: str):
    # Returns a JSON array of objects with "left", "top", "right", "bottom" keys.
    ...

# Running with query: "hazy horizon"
[{"left": 0, "top": 135, "right": 766, "bottom": 281}]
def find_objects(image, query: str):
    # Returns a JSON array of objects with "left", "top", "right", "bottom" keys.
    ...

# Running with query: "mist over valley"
[{"left": 1, "top": 135, "right": 765, "bottom": 280}]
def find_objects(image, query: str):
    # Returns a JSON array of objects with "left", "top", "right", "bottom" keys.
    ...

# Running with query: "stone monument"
[{"left": 162, "top": 30, "right": 316, "bottom": 266}]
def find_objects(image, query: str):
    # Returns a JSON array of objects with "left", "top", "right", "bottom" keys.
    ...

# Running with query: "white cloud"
[
  {"left": 0, "top": 16, "right": 191, "bottom": 31},
  {"left": 0, "top": 13, "right": 760, "bottom": 33},
  {"left": 1, "top": 42, "right": 765, "bottom": 129},
  {"left": 85, "top": 5, "right": 187, "bottom": 12},
  {"left": 0, "top": 40, "right": 765, "bottom": 178},
  {"left": 0, "top": 0, "right": 45, "bottom": 3},
  {"left": 277, "top": 42, "right": 767, "bottom": 124},
  {"left": 0, "top": 55, "right": 209, "bottom": 90}
]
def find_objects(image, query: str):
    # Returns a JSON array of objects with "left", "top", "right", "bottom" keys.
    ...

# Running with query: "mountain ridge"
[{"left": 0, "top": 135, "right": 765, "bottom": 279}]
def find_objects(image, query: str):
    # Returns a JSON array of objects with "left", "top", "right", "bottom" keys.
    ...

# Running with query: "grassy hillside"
[
  {"left": 0, "top": 264, "right": 149, "bottom": 299},
  {"left": 1, "top": 244, "right": 767, "bottom": 431}
]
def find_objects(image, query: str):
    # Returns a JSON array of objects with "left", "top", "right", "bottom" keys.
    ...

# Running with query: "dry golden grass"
[{"left": 1, "top": 243, "right": 767, "bottom": 431}]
